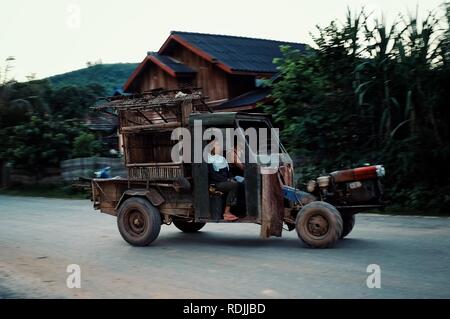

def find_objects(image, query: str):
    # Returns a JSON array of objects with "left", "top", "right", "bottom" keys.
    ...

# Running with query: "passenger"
[
  {"left": 207, "top": 139, "right": 240, "bottom": 221},
  {"left": 227, "top": 142, "right": 245, "bottom": 180},
  {"left": 227, "top": 143, "right": 246, "bottom": 216}
]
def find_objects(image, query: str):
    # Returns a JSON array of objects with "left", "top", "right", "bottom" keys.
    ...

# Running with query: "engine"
[{"left": 306, "top": 165, "right": 385, "bottom": 206}]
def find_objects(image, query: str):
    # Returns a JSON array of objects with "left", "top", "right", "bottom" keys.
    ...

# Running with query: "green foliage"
[
  {"left": 47, "top": 63, "right": 138, "bottom": 94},
  {"left": 0, "top": 79, "right": 52, "bottom": 127},
  {"left": 0, "top": 115, "right": 85, "bottom": 175},
  {"left": 0, "top": 68, "right": 114, "bottom": 181},
  {"left": 72, "top": 132, "right": 102, "bottom": 158},
  {"left": 266, "top": 3, "right": 450, "bottom": 213},
  {"left": 48, "top": 83, "right": 105, "bottom": 119}
]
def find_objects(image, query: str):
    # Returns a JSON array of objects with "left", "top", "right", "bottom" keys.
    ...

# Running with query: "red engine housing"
[{"left": 330, "top": 166, "right": 378, "bottom": 183}]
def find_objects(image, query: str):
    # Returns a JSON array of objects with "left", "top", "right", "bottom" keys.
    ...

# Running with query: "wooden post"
[{"left": 181, "top": 100, "right": 193, "bottom": 125}]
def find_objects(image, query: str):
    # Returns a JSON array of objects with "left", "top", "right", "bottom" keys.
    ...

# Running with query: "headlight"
[
  {"left": 317, "top": 176, "right": 331, "bottom": 188},
  {"left": 307, "top": 180, "right": 317, "bottom": 192},
  {"left": 376, "top": 165, "right": 385, "bottom": 177}
]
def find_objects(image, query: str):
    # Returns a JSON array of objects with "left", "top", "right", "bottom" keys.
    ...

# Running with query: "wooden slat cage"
[
  {"left": 93, "top": 89, "right": 210, "bottom": 182},
  {"left": 127, "top": 163, "right": 185, "bottom": 181}
]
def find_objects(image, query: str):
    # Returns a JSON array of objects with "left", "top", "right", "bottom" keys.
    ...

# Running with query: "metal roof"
[
  {"left": 215, "top": 88, "right": 271, "bottom": 110},
  {"left": 170, "top": 31, "right": 307, "bottom": 73},
  {"left": 148, "top": 52, "right": 196, "bottom": 75},
  {"left": 189, "top": 112, "right": 270, "bottom": 127}
]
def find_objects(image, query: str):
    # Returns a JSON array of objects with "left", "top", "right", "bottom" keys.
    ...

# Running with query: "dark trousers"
[{"left": 215, "top": 180, "right": 239, "bottom": 207}]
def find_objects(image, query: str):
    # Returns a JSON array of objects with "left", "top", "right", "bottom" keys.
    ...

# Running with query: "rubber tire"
[
  {"left": 117, "top": 197, "right": 161, "bottom": 246},
  {"left": 173, "top": 220, "right": 206, "bottom": 233},
  {"left": 296, "top": 201, "right": 343, "bottom": 248},
  {"left": 340, "top": 214, "right": 355, "bottom": 239}
]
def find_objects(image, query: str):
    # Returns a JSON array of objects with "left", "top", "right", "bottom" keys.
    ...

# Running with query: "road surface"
[{"left": 1, "top": 195, "right": 449, "bottom": 299}]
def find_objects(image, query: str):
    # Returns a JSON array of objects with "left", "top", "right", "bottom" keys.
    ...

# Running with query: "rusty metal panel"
[
  {"left": 245, "top": 164, "right": 261, "bottom": 218},
  {"left": 278, "top": 164, "right": 294, "bottom": 187},
  {"left": 115, "top": 188, "right": 165, "bottom": 209},
  {"left": 260, "top": 168, "right": 284, "bottom": 238},
  {"left": 192, "top": 162, "right": 210, "bottom": 220},
  {"left": 145, "top": 188, "right": 165, "bottom": 206}
]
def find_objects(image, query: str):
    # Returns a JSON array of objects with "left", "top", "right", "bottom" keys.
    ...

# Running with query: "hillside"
[{"left": 47, "top": 63, "right": 138, "bottom": 94}]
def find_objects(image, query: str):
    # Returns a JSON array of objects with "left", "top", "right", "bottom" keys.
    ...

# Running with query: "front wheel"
[
  {"left": 295, "top": 201, "right": 343, "bottom": 248},
  {"left": 340, "top": 214, "right": 355, "bottom": 239},
  {"left": 173, "top": 219, "right": 206, "bottom": 233},
  {"left": 117, "top": 197, "right": 161, "bottom": 246}
]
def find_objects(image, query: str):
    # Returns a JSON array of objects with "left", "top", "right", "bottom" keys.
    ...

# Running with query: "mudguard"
[{"left": 115, "top": 188, "right": 165, "bottom": 210}]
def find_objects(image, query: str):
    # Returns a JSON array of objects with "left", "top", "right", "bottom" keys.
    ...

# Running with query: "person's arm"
[{"left": 233, "top": 149, "right": 245, "bottom": 171}]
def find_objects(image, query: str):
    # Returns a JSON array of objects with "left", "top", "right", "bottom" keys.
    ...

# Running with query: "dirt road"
[{"left": 1, "top": 195, "right": 449, "bottom": 298}]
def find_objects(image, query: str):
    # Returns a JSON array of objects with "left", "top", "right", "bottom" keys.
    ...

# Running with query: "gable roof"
[
  {"left": 123, "top": 52, "right": 196, "bottom": 91},
  {"left": 148, "top": 52, "right": 196, "bottom": 75},
  {"left": 215, "top": 87, "right": 271, "bottom": 110},
  {"left": 124, "top": 31, "right": 307, "bottom": 91},
  {"left": 160, "top": 31, "right": 307, "bottom": 74}
]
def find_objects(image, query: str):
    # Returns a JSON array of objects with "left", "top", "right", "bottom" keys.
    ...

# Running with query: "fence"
[{"left": 60, "top": 157, "right": 126, "bottom": 181}]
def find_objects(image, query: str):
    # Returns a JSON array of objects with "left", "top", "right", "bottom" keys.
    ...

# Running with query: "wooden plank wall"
[
  {"left": 125, "top": 132, "right": 176, "bottom": 164},
  {"left": 138, "top": 63, "right": 179, "bottom": 92},
  {"left": 169, "top": 44, "right": 229, "bottom": 101}
]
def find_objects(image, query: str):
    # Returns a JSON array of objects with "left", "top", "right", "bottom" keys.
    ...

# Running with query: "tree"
[
  {"left": 48, "top": 83, "right": 105, "bottom": 119},
  {"left": 0, "top": 115, "right": 85, "bottom": 181},
  {"left": 0, "top": 61, "right": 110, "bottom": 183},
  {"left": 0, "top": 56, "right": 15, "bottom": 85},
  {"left": 72, "top": 132, "right": 102, "bottom": 158},
  {"left": 266, "top": 3, "right": 450, "bottom": 212}
]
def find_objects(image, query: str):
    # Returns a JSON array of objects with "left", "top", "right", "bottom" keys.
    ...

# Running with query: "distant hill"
[{"left": 47, "top": 63, "right": 138, "bottom": 94}]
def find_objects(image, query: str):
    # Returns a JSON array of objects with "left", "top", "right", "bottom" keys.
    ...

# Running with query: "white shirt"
[{"left": 207, "top": 154, "right": 229, "bottom": 172}]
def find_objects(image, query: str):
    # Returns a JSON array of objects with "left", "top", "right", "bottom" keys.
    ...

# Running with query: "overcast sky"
[{"left": 0, "top": 0, "right": 446, "bottom": 81}]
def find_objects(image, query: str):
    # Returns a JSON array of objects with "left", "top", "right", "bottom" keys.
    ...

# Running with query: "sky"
[{"left": 0, "top": 0, "right": 446, "bottom": 81}]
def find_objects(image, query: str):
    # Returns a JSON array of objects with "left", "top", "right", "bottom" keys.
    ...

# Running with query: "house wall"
[
  {"left": 169, "top": 44, "right": 230, "bottom": 102},
  {"left": 129, "top": 62, "right": 179, "bottom": 93},
  {"left": 127, "top": 42, "right": 265, "bottom": 104}
]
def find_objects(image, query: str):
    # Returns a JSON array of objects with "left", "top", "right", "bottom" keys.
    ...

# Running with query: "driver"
[{"left": 207, "top": 139, "right": 239, "bottom": 221}]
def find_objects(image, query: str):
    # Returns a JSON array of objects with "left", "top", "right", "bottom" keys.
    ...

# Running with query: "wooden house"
[{"left": 123, "top": 31, "right": 306, "bottom": 111}]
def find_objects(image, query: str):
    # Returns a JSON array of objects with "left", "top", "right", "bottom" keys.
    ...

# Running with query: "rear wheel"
[
  {"left": 340, "top": 214, "right": 355, "bottom": 239},
  {"left": 173, "top": 219, "right": 206, "bottom": 233},
  {"left": 117, "top": 197, "right": 161, "bottom": 246},
  {"left": 295, "top": 201, "right": 343, "bottom": 248}
]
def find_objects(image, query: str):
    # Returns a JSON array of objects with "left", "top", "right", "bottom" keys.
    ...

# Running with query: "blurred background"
[{"left": 0, "top": 0, "right": 449, "bottom": 213}]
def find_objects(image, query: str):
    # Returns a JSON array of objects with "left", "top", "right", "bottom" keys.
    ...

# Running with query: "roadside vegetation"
[
  {"left": 0, "top": 79, "right": 107, "bottom": 176},
  {"left": 1, "top": 4, "right": 449, "bottom": 213},
  {"left": 265, "top": 3, "right": 450, "bottom": 214},
  {"left": 0, "top": 62, "right": 119, "bottom": 196},
  {"left": 0, "top": 184, "right": 87, "bottom": 199}
]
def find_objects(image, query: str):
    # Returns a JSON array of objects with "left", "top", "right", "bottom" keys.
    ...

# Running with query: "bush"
[
  {"left": 72, "top": 132, "right": 102, "bottom": 158},
  {"left": 266, "top": 4, "right": 450, "bottom": 213}
]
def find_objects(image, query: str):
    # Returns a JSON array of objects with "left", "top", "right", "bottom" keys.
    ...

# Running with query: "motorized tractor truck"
[{"left": 91, "top": 89, "right": 385, "bottom": 248}]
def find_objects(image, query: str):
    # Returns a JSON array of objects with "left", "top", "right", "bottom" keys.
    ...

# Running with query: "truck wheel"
[
  {"left": 340, "top": 214, "right": 355, "bottom": 239},
  {"left": 173, "top": 220, "right": 206, "bottom": 233},
  {"left": 295, "top": 201, "right": 343, "bottom": 248},
  {"left": 117, "top": 197, "right": 161, "bottom": 246}
]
